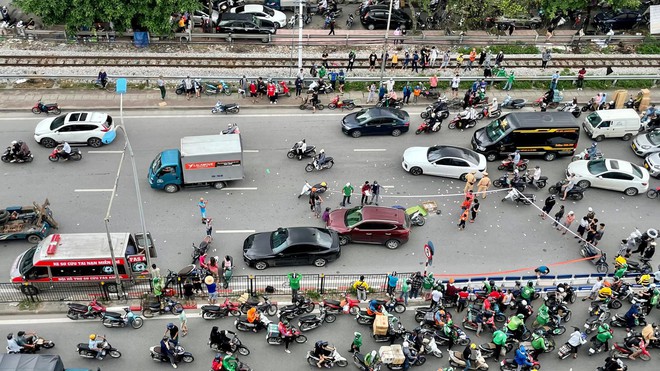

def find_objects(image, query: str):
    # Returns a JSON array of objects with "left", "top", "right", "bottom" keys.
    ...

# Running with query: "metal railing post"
[{"left": 319, "top": 273, "right": 325, "bottom": 295}]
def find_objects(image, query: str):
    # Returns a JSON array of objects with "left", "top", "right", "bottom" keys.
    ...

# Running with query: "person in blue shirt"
[
  {"left": 412, "top": 51, "right": 420, "bottom": 73},
  {"left": 624, "top": 303, "right": 640, "bottom": 330},
  {"left": 587, "top": 142, "right": 599, "bottom": 159},
  {"left": 534, "top": 265, "right": 550, "bottom": 278},
  {"left": 387, "top": 271, "right": 399, "bottom": 297},
  {"left": 328, "top": 70, "right": 338, "bottom": 91},
  {"left": 514, "top": 344, "right": 533, "bottom": 369},
  {"left": 368, "top": 299, "right": 382, "bottom": 315},
  {"left": 378, "top": 84, "right": 387, "bottom": 102},
  {"left": 160, "top": 336, "right": 178, "bottom": 368},
  {"left": 402, "top": 83, "right": 412, "bottom": 104}
]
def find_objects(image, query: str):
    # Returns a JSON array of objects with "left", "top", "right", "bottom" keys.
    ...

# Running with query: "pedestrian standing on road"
[
  {"left": 539, "top": 195, "right": 556, "bottom": 220},
  {"left": 577, "top": 67, "right": 586, "bottom": 90},
  {"left": 341, "top": 182, "right": 354, "bottom": 207},
  {"left": 402, "top": 83, "right": 412, "bottom": 104},
  {"left": 400, "top": 279, "right": 411, "bottom": 305},
  {"left": 460, "top": 196, "right": 473, "bottom": 211},
  {"left": 353, "top": 275, "right": 369, "bottom": 301},
  {"left": 328, "top": 69, "right": 338, "bottom": 91},
  {"left": 194, "top": 79, "right": 202, "bottom": 98},
  {"left": 393, "top": 27, "right": 402, "bottom": 45},
  {"left": 157, "top": 76, "right": 166, "bottom": 100},
  {"left": 586, "top": 207, "right": 596, "bottom": 222},
  {"left": 451, "top": 74, "right": 461, "bottom": 99},
  {"left": 464, "top": 170, "right": 477, "bottom": 193},
  {"left": 314, "top": 194, "right": 323, "bottom": 218},
  {"left": 466, "top": 48, "right": 476, "bottom": 72},
  {"left": 386, "top": 272, "right": 399, "bottom": 297},
  {"left": 297, "top": 68, "right": 304, "bottom": 80},
  {"left": 367, "top": 82, "right": 376, "bottom": 103},
  {"left": 378, "top": 83, "right": 387, "bottom": 102},
  {"left": 321, "top": 207, "right": 331, "bottom": 225},
  {"left": 469, "top": 199, "right": 480, "bottom": 223},
  {"left": 592, "top": 223, "right": 606, "bottom": 246},
  {"left": 184, "top": 76, "right": 193, "bottom": 100},
  {"left": 575, "top": 216, "right": 589, "bottom": 239},
  {"left": 409, "top": 272, "right": 423, "bottom": 299},
  {"left": 585, "top": 218, "right": 599, "bottom": 244},
  {"left": 503, "top": 71, "right": 515, "bottom": 91},
  {"left": 541, "top": 48, "right": 552, "bottom": 70},
  {"left": 198, "top": 198, "right": 208, "bottom": 223},
  {"left": 360, "top": 181, "right": 371, "bottom": 205},
  {"left": 347, "top": 50, "right": 356, "bottom": 71},
  {"left": 295, "top": 76, "right": 303, "bottom": 97},
  {"left": 165, "top": 322, "right": 179, "bottom": 346},
  {"left": 205, "top": 276, "right": 217, "bottom": 304},
  {"left": 183, "top": 279, "right": 195, "bottom": 307},
  {"left": 458, "top": 208, "right": 469, "bottom": 230},
  {"left": 413, "top": 83, "right": 421, "bottom": 103},
  {"left": 387, "top": 77, "right": 395, "bottom": 93},
  {"left": 477, "top": 172, "right": 491, "bottom": 199},
  {"left": 495, "top": 51, "right": 504, "bottom": 67},
  {"left": 205, "top": 217, "right": 213, "bottom": 236},
  {"left": 288, "top": 272, "right": 302, "bottom": 301},
  {"left": 338, "top": 69, "right": 345, "bottom": 94},
  {"left": 550, "top": 70, "right": 560, "bottom": 90},
  {"left": 441, "top": 49, "right": 450, "bottom": 69},
  {"left": 150, "top": 263, "right": 161, "bottom": 280},
  {"left": 179, "top": 309, "right": 188, "bottom": 337},
  {"left": 430, "top": 46, "right": 438, "bottom": 67},
  {"left": 429, "top": 74, "right": 438, "bottom": 90},
  {"left": 369, "top": 52, "right": 377, "bottom": 71},
  {"left": 370, "top": 181, "right": 381, "bottom": 205},
  {"left": 582, "top": 276, "right": 603, "bottom": 301},
  {"left": 478, "top": 49, "right": 486, "bottom": 66},
  {"left": 552, "top": 205, "right": 565, "bottom": 227},
  {"left": 249, "top": 81, "right": 258, "bottom": 103},
  {"left": 560, "top": 211, "right": 575, "bottom": 235}
]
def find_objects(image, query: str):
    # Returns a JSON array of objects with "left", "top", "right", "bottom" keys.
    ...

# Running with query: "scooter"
[
  {"left": 209, "top": 331, "right": 250, "bottom": 355},
  {"left": 323, "top": 293, "right": 361, "bottom": 315},
  {"left": 266, "top": 325, "right": 308, "bottom": 345},
  {"left": 101, "top": 307, "right": 144, "bottom": 329},
  {"left": 298, "top": 181, "right": 328, "bottom": 198},
  {"left": 520, "top": 171, "right": 548, "bottom": 189},
  {"left": 448, "top": 349, "right": 489, "bottom": 370},
  {"left": 492, "top": 174, "right": 526, "bottom": 192},
  {"left": 234, "top": 314, "right": 272, "bottom": 332},
  {"left": 588, "top": 330, "right": 613, "bottom": 356},
  {"left": 462, "top": 310, "right": 497, "bottom": 334},
  {"left": 557, "top": 332, "right": 587, "bottom": 359},
  {"left": 298, "top": 304, "right": 337, "bottom": 331},
  {"left": 279, "top": 296, "right": 316, "bottom": 320},
  {"left": 611, "top": 337, "right": 651, "bottom": 360},
  {"left": 346, "top": 14, "right": 354, "bottom": 29},
  {"left": 373, "top": 318, "right": 406, "bottom": 343},
  {"left": 288, "top": 142, "right": 317, "bottom": 160},
  {"left": 501, "top": 95, "right": 526, "bottom": 109},
  {"left": 558, "top": 102, "right": 582, "bottom": 118},
  {"left": 501, "top": 188, "right": 536, "bottom": 205},
  {"left": 478, "top": 341, "right": 514, "bottom": 359},
  {"left": 448, "top": 112, "right": 477, "bottom": 130},
  {"left": 624, "top": 258, "right": 653, "bottom": 274},
  {"left": 584, "top": 306, "right": 611, "bottom": 334},
  {"left": 306, "top": 346, "right": 349, "bottom": 367},
  {"left": 356, "top": 308, "right": 379, "bottom": 325},
  {"left": 610, "top": 311, "right": 647, "bottom": 328},
  {"left": 547, "top": 180, "right": 585, "bottom": 200},
  {"left": 238, "top": 295, "right": 278, "bottom": 316},
  {"left": 48, "top": 147, "right": 82, "bottom": 162},
  {"left": 306, "top": 155, "right": 334, "bottom": 172},
  {"left": 5, "top": 333, "right": 55, "bottom": 353},
  {"left": 31, "top": 100, "right": 61, "bottom": 115},
  {"left": 572, "top": 148, "right": 604, "bottom": 161},
  {"left": 415, "top": 114, "right": 442, "bottom": 134},
  {"left": 475, "top": 105, "right": 501, "bottom": 120},
  {"left": 497, "top": 157, "right": 529, "bottom": 171},
  {"left": 375, "top": 97, "right": 403, "bottom": 109},
  {"left": 420, "top": 101, "right": 450, "bottom": 120},
  {"left": 149, "top": 342, "right": 194, "bottom": 364},
  {"left": 277, "top": 80, "right": 291, "bottom": 97},
  {"left": 499, "top": 353, "right": 539, "bottom": 370},
  {"left": 67, "top": 299, "right": 106, "bottom": 320},
  {"left": 205, "top": 81, "right": 231, "bottom": 96},
  {"left": 299, "top": 96, "right": 325, "bottom": 110},
  {"left": 76, "top": 335, "right": 121, "bottom": 359},
  {"left": 1, "top": 147, "right": 33, "bottom": 163},
  {"left": 201, "top": 297, "right": 242, "bottom": 319},
  {"left": 210, "top": 100, "right": 240, "bottom": 114},
  {"left": 141, "top": 297, "right": 183, "bottom": 318},
  {"left": 417, "top": 334, "right": 443, "bottom": 358},
  {"left": 383, "top": 348, "right": 426, "bottom": 370},
  {"left": 191, "top": 235, "right": 211, "bottom": 264},
  {"left": 328, "top": 95, "right": 357, "bottom": 110},
  {"left": 353, "top": 350, "right": 381, "bottom": 371}
]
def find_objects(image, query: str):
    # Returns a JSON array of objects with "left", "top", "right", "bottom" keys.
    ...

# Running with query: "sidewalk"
[{"left": 0, "top": 87, "right": 658, "bottom": 112}]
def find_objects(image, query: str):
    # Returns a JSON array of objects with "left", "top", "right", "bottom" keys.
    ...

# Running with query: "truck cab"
[{"left": 148, "top": 149, "right": 182, "bottom": 193}]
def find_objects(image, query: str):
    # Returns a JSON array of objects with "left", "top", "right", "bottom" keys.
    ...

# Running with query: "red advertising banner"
[
  {"left": 36, "top": 258, "right": 125, "bottom": 267},
  {"left": 184, "top": 160, "right": 241, "bottom": 170}
]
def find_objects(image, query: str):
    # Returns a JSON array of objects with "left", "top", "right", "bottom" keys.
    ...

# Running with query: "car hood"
[
  {"left": 634, "top": 134, "right": 654, "bottom": 149},
  {"left": 34, "top": 117, "right": 56, "bottom": 135},
  {"left": 473, "top": 128, "right": 490, "bottom": 146},
  {"left": 327, "top": 209, "right": 349, "bottom": 232},
  {"left": 342, "top": 113, "right": 359, "bottom": 128},
  {"left": 402, "top": 147, "right": 429, "bottom": 164},
  {"left": 567, "top": 160, "right": 590, "bottom": 177},
  {"left": 242, "top": 232, "right": 272, "bottom": 258}
]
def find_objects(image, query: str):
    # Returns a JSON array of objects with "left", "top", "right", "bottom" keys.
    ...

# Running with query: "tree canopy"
[{"left": 14, "top": 0, "right": 201, "bottom": 34}]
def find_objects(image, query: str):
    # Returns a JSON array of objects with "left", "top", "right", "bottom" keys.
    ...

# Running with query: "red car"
[{"left": 326, "top": 206, "right": 411, "bottom": 249}]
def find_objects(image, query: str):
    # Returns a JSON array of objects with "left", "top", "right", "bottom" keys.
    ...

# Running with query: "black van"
[{"left": 471, "top": 112, "right": 580, "bottom": 161}]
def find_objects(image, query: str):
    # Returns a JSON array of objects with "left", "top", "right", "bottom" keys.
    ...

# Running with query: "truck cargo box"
[{"left": 180, "top": 134, "right": 244, "bottom": 184}]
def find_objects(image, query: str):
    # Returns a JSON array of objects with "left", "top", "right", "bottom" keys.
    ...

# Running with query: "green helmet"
[
  {"left": 600, "top": 323, "right": 610, "bottom": 331},
  {"left": 517, "top": 314, "right": 525, "bottom": 319}
]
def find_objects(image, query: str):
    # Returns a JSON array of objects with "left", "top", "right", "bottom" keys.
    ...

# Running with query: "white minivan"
[{"left": 582, "top": 109, "right": 640, "bottom": 142}]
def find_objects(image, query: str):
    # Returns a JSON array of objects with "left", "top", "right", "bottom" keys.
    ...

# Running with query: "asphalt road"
[
  {"left": 0, "top": 296, "right": 657, "bottom": 371},
  {"left": 0, "top": 106, "right": 658, "bottom": 281}
]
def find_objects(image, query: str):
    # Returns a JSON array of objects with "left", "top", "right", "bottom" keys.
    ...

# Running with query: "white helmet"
[
  {"left": 320, "top": 149, "right": 325, "bottom": 154},
  {"left": 11, "top": 141, "right": 17, "bottom": 145},
  {"left": 647, "top": 229, "right": 658, "bottom": 239},
  {"left": 521, "top": 300, "right": 527, "bottom": 306},
  {"left": 558, "top": 287, "right": 565, "bottom": 293}
]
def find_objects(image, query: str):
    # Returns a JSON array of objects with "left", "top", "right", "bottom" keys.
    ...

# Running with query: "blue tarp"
[{"left": 133, "top": 32, "right": 149, "bottom": 47}]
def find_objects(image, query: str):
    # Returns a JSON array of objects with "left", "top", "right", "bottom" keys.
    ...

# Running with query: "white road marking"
[
  {"left": 243, "top": 150, "right": 260, "bottom": 153},
  {"left": 216, "top": 230, "right": 256, "bottom": 234},
  {"left": 87, "top": 150, "right": 124, "bottom": 154},
  {"left": 0, "top": 112, "right": 426, "bottom": 121},
  {"left": 74, "top": 189, "right": 115, "bottom": 193},
  {"left": 382, "top": 186, "right": 395, "bottom": 189},
  {"left": 353, "top": 149, "right": 387, "bottom": 152},
  {"left": 223, "top": 187, "right": 258, "bottom": 191}
]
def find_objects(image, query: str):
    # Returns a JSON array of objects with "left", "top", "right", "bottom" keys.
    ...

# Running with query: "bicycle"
[{"left": 90, "top": 79, "right": 113, "bottom": 91}]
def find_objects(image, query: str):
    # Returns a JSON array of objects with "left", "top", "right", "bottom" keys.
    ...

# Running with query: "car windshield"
[
  {"left": 389, "top": 109, "right": 408, "bottom": 120},
  {"left": 355, "top": 109, "right": 373, "bottom": 124},
  {"left": 344, "top": 207, "right": 363, "bottom": 227},
  {"left": 586, "top": 113, "right": 602, "bottom": 128},
  {"left": 49, "top": 115, "right": 66, "bottom": 130},
  {"left": 648, "top": 130, "right": 660, "bottom": 146},
  {"left": 485, "top": 117, "right": 510, "bottom": 142},
  {"left": 271, "top": 228, "right": 289, "bottom": 253},
  {"left": 151, "top": 154, "right": 162, "bottom": 174},
  {"left": 631, "top": 163, "right": 643, "bottom": 179},
  {"left": 586, "top": 159, "right": 608, "bottom": 175},
  {"left": 18, "top": 247, "right": 37, "bottom": 276}
]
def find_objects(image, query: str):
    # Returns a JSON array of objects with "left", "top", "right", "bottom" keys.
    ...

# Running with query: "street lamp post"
[{"left": 378, "top": 0, "right": 394, "bottom": 87}]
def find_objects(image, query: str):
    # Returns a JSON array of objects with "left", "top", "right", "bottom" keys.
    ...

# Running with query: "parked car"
[
  {"left": 631, "top": 129, "right": 660, "bottom": 156},
  {"left": 229, "top": 5, "right": 287, "bottom": 28},
  {"left": 489, "top": 16, "right": 542, "bottom": 30},
  {"left": 216, "top": 13, "right": 278, "bottom": 34},
  {"left": 566, "top": 158, "right": 650, "bottom": 196},
  {"left": 593, "top": 10, "right": 644, "bottom": 31},
  {"left": 644, "top": 152, "right": 660, "bottom": 178},
  {"left": 402, "top": 145, "right": 487, "bottom": 179},
  {"left": 34, "top": 112, "right": 116, "bottom": 148},
  {"left": 242, "top": 227, "right": 340, "bottom": 270},
  {"left": 341, "top": 107, "right": 410, "bottom": 138},
  {"left": 326, "top": 206, "right": 411, "bottom": 249},
  {"left": 191, "top": 9, "right": 220, "bottom": 27},
  {"left": 360, "top": 7, "right": 412, "bottom": 30}
]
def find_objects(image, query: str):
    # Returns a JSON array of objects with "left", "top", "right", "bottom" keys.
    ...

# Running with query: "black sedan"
[
  {"left": 341, "top": 107, "right": 410, "bottom": 138},
  {"left": 593, "top": 10, "right": 644, "bottom": 31},
  {"left": 243, "top": 227, "right": 340, "bottom": 270}
]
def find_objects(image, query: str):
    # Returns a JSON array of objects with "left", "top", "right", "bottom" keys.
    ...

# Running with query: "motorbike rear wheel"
[
  {"left": 142, "top": 309, "right": 154, "bottom": 318},
  {"left": 266, "top": 305, "right": 278, "bottom": 317},
  {"left": 295, "top": 335, "right": 308, "bottom": 344},
  {"left": 31, "top": 107, "right": 41, "bottom": 114},
  {"left": 493, "top": 180, "right": 503, "bottom": 187},
  {"left": 131, "top": 317, "right": 144, "bottom": 329},
  {"left": 70, "top": 152, "right": 83, "bottom": 161}
]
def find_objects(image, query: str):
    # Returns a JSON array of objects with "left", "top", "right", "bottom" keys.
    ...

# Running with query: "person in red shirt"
[
  {"left": 457, "top": 287, "right": 470, "bottom": 312},
  {"left": 278, "top": 319, "right": 294, "bottom": 353},
  {"left": 267, "top": 82, "right": 277, "bottom": 104},
  {"left": 249, "top": 81, "right": 257, "bottom": 103},
  {"left": 360, "top": 181, "right": 371, "bottom": 205},
  {"left": 446, "top": 278, "right": 459, "bottom": 303}
]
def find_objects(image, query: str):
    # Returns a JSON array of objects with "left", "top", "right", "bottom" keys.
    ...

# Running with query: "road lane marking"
[
  {"left": 87, "top": 150, "right": 124, "bottom": 154},
  {"left": 216, "top": 230, "right": 256, "bottom": 234},
  {"left": 223, "top": 187, "right": 258, "bottom": 191},
  {"left": 353, "top": 149, "right": 387, "bottom": 152},
  {"left": 74, "top": 189, "right": 114, "bottom": 192},
  {"left": 382, "top": 186, "right": 395, "bottom": 189},
  {"left": 243, "top": 150, "right": 259, "bottom": 153}
]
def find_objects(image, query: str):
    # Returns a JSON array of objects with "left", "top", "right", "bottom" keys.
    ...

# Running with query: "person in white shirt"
[
  {"left": 58, "top": 141, "right": 72, "bottom": 160},
  {"left": 386, "top": 78, "right": 395, "bottom": 93},
  {"left": 6, "top": 333, "right": 23, "bottom": 353},
  {"left": 431, "top": 288, "right": 443, "bottom": 308}
]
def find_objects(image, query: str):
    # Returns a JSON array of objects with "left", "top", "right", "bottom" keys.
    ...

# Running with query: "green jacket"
[
  {"left": 353, "top": 333, "right": 363, "bottom": 348},
  {"left": 521, "top": 286, "right": 535, "bottom": 300},
  {"left": 596, "top": 328, "right": 612, "bottom": 343},
  {"left": 507, "top": 316, "right": 523, "bottom": 331},
  {"left": 614, "top": 265, "right": 627, "bottom": 279},
  {"left": 401, "top": 281, "right": 410, "bottom": 293},
  {"left": 492, "top": 330, "right": 507, "bottom": 345},
  {"left": 152, "top": 277, "right": 163, "bottom": 296},
  {"left": 531, "top": 334, "right": 547, "bottom": 351},
  {"left": 342, "top": 185, "right": 354, "bottom": 197},
  {"left": 507, "top": 73, "right": 515, "bottom": 83},
  {"left": 422, "top": 274, "right": 435, "bottom": 290},
  {"left": 288, "top": 273, "right": 302, "bottom": 290}
]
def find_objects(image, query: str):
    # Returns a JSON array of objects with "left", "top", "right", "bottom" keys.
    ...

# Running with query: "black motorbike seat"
[
  {"left": 225, "top": 103, "right": 238, "bottom": 109},
  {"left": 104, "top": 311, "right": 122, "bottom": 318},
  {"left": 69, "top": 303, "right": 88, "bottom": 311},
  {"left": 482, "top": 342, "right": 496, "bottom": 350},
  {"left": 282, "top": 304, "right": 297, "bottom": 311},
  {"left": 77, "top": 343, "right": 91, "bottom": 351},
  {"left": 202, "top": 305, "right": 220, "bottom": 311},
  {"left": 511, "top": 99, "right": 525, "bottom": 104},
  {"left": 299, "top": 314, "right": 316, "bottom": 321},
  {"left": 325, "top": 299, "right": 340, "bottom": 306}
]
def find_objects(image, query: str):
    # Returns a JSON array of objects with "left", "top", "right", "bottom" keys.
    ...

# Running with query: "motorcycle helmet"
[
  {"left": 470, "top": 343, "right": 477, "bottom": 349},
  {"left": 647, "top": 229, "right": 658, "bottom": 239},
  {"left": 167, "top": 322, "right": 174, "bottom": 329},
  {"left": 11, "top": 141, "right": 17, "bottom": 146},
  {"left": 6, "top": 333, "right": 12, "bottom": 340},
  {"left": 320, "top": 182, "right": 327, "bottom": 187},
  {"left": 527, "top": 281, "right": 534, "bottom": 287},
  {"left": 613, "top": 276, "right": 620, "bottom": 282},
  {"left": 320, "top": 149, "right": 325, "bottom": 154},
  {"left": 89, "top": 334, "right": 96, "bottom": 340},
  {"left": 521, "top": 300, "right": 527, "bottom": 306},
  {"left": 402, "top": 341, "right": 409, "bottom": 348},
  {"left": 651, "top": 283, "right": 657, "bottom": 289},
  {"left": 281, "top": 318, "right": 289, "bottom": 325},
  {"left": 557, "top": 287, "right": 565, "bottom": 293},
  {"left": 601, "top": 323, "right": 610, "bottom": 330},
  {"left": 17, "top": 331, "right": 24, "bottom": 337}
]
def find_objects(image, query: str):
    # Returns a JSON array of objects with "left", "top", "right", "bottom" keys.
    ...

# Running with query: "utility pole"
[{"left": 378, "top": 0, "right": 394, "bottom": 87}]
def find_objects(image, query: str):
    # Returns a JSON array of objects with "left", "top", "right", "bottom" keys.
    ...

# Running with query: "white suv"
[{"left": 34, "top": 112, "right": 117, "bottom": 148}]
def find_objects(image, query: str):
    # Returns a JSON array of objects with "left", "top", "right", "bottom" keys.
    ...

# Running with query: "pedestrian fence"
[{"left": 7, "top": 270, "right": 643, "bottom": 304}]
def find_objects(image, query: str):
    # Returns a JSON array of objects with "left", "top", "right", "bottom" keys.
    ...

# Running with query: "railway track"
[{"left": 1, "top": 55, "right": 659, "bottom": 69}]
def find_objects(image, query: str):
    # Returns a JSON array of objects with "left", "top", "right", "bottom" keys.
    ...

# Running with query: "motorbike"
[
  {"left": 375, "top": 98, "right": 403, "bottom": 110},
  {"left": 141, "top": 297, "right": 184, "bottom": 318},
  {"left": 234, "top": 314, "right": 272, "bottom": 332},
  {"left": 448, "top": 349, "right": 489, "bottom": 370},
  {"left": 648, "top": 186, "right": 660, "bottom": 199},
  {"left": 415, "top": 334, "right": 443, "bottom": 358},
  {"left": 558, "top": 102, "right": 582, "bottom": 118},
  {"left": 492, "top": 174, "right": 527, "bottom": 192},
  {"left": 323, "top": 293, "right": 361, "bottom": 315},
  {"left": 373, "top": 318, "right": 407, "bottom": 343},
  {"left": 1, "top": 146, "right": 33, "bottom": 163},
  {"left": 239, "top": 295, "right": 278, "bottom": 316},
  {"left": 475, "top": 105, "right": 501, "bottom": 120},
  {"left": 31, "top": 100, "right": 61, "bottom": 115},
  {"left": 497, "top": 157, "right": 529, "bottom": 172},
  {"left": 532, "top": 90, "right": 563, "bottom": 109},
  {"left": 613, "top": 283, "right": 634, "bottom": 304},
  {"left": 479, "top": 341, "right": 514, "bottom": 359},
  {"left": 415, "top": 114, "right": 442, "bottom": 134},
  {"left": 501, "top": 95, "right": 526, "bottom": 109},
  {"left": 205, "top": 81, "right": 232, "bottom": 96},
  {"left": 266, "top": 324, "right": 308, "bottom": 345},
  {"left": 217, "top": 0, "right": 245, "bottom": 12},
  {"left": 610, "top": 337, "right": 651, "bottom": 361},
  {"left": 201, "top": 297, "right": 242, "bottom": 319},
  {"left": 279, "top": 296, "right": 316, "bottom": 320},
  {"left": 327, "top": 95, "right": 357, "bottom": 110},
  {"left": 499, "top": 353, "right": 540, "bottom": 371},
  {"left": 277, "top": 80, "right": 291, "bottom": 97},
  {"left": 306, "top": 155, "right": 334, "bottom": 172},
  {"left": 5, "top": 333, "right": 55, "bottom": 353},
  {"left": 462, "top": 310, "right": 497, "bottom": 334},
  {"left": 101, "top": 307, "right": 144, "bottom": 329},
  {"left": 191, "top": 235, "right": 211, "bottom": 264},
  {"left": 67, "top": 299, "right": 106, "bottom": 320},
  {"left": 210, "top": 100, "right": 240, "bottom": 114},
  {"left": 448, "top": 112, "right": 477, "bottom": 130},
  {"left": 353, "top": 350, "right": 381, "bottom": 371},
  {"left": 547, "top": 180, "right": 585, "bottom": 200},
  {"left": 299, "top": 181, "right": 328, "bottom": 199},
  {"left": 288, "top": 142, "right": 316, "bottom": 160},
  {"left": 149, "top": 343, "right": 194, "bottom": 364},
  {"left": 48, "top": 147, "right": 82, "bottom": 162},
  {"left": 346, "top": 13, "right": 354, "bottom": 29},
  {"left": 383, "top": 348, "right": 426, "bottom": 370},
  {"left": 533, "top": 316, "right": 567, "bottom": 337},
  {"left": 300, "top": 96, "right": 325, "bottom": 110},
  {"left": 520, "top": 170, "right": 548, "bottom": 189},
  {"left": 76, "top": 336, "right": 121, "bottom": 359},
  {"left": 308, "top": 81, "right": 334, "bottom": 95},
  {"left": 588, "top": 329, "right": 613, "bottom": 355},
  {"left": 581, "top": 98, "right": 598, "bottom": 112},
  {"left": 610, "top": 312, "right": 647, "bottom": 328},
  {"left": 420, "top": 101, "right": 449, "bottom": 120},
  {"left": 298, "top": 304, "right": 337, "bottom": 331},
  {"left": 306, "top": 346, "right": 349, "bottom": 367},
  {"left": 584, "top": 308, "right": 611, "bottom": 335},
  {"left": 572, "top": 148, "right": 604, "bottom": 162},
  {"left": 501, "top": 189, "right": 536, "bottom": 205},
  {"left": 624, "top": 257, "right": 653, "bottom": 274},
  {"left": 355, "top": 308, "right": 379, "bottom": 325},
  {"left": 424, "top": 326, "right": 471, "bottom": 346},
  {"left": 209, "top": 332, "right": 250, "bottom": 356}
]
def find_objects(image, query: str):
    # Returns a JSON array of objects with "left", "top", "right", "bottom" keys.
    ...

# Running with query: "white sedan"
[
  {"left": 229, "top": 5, "right": 287, "bottom": 28},
  {"left": 631, "top": 129, "right": 660, "bottom": 156},
  {"left": 567, "top": 158, "right": 650, "bottom": 196},
  {"left": 402, "top": 145, "right": 487, "bottom": 180}
]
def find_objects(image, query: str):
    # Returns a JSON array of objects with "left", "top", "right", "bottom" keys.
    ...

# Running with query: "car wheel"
[
  {"left": 409, "top": 167, "right": 423, "bottom": 176},
  {"left": 313, "top": 258, "right": 327, "bottom": 267},
  {"left": 164, "top": 184, "right": 179, "bottom": 193},
  {"left": 351, "top": 130, "right": 362, "bottom": 138},
  {"left": 486, "top": 152, "right": 498, "bottom": 162},
  {"left": 254, "top": 261, "right": 268, "bottom": 270},
  {"left": 391, "top": 129, "right": 402, "bottom": 137},
  {"left": 338, "top": 235, "right": 350, "bottom": 246},
  {"left": 40, "top": 138, "right": 57, "bottom": 148},
  {"left": 624, "top": 187, "right": 638, "bottom": 196},
  {"left": 367, "top": 24, "right": 375, "bottom": 30},
  {"left": 543, "top": 152, "right": 557, "bottom": 161},
  {"left": 27, "top": 234, "right": 42, "bottom": 244},
  {"left": 459, "top": 173, "right": 467, "bottom": 181},
  {"left": 594, "top": 135, "right": 605, "bottom": 142},
  {"left": 622, "top": 133, "right": 633, "bottom": 141},
  {"left": 385, "top": 239, "right": 400, "bottom": 250},
  {"left": 88, "top": 137, "right": 103, "bottom": 148},
  {"left": 577, "top": 180, "right": 590, "bottom": 189},
  {"left": 213, "top": 181, "right": 226, "bottom": 190}
]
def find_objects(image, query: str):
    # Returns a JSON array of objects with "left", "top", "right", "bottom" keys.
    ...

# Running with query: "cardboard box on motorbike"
[{"left": 373, "top": 313, "right": 389, "bottom": 335}]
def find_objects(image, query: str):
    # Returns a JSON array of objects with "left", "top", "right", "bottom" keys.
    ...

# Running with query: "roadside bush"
[{"left": 636, "top": 37, "right": 660, "bottom": 54}]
